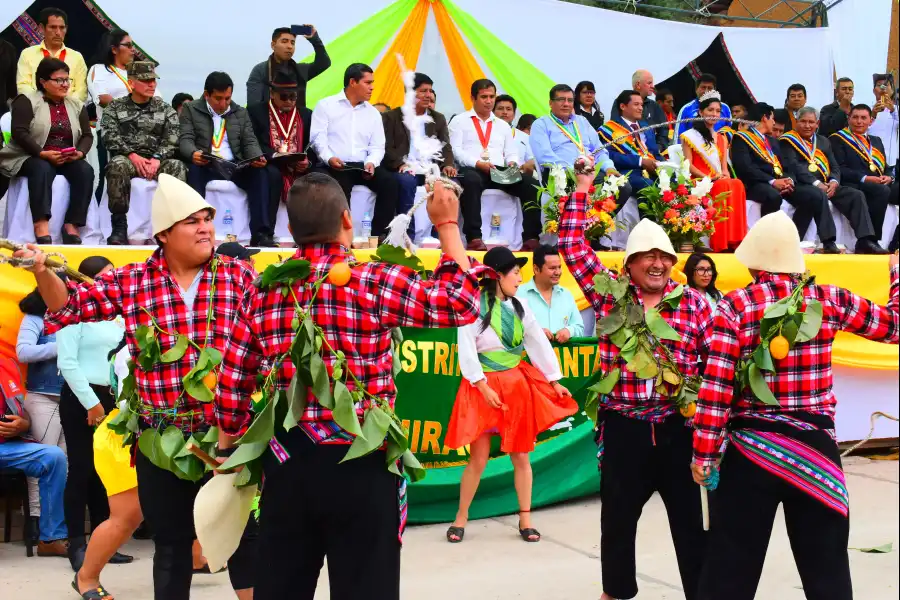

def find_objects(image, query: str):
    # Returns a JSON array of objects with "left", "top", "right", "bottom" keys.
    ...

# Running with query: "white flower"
[
  {"left": 658, "top": 168, "right": 672, "bottom": 192},
  {"left": 692, "top": 177, "right": 713, "bottom": 198},
  {"left": 549, "top": 165, "right": 567, "bottom": 196}
]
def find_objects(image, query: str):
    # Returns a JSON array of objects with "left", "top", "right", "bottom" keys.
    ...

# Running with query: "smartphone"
[
  {"left": 60, "top": 147, "right": 77, "bottom": 155},
  {"left": 291, "top": 24, "right": 313, "bottom": 37}
]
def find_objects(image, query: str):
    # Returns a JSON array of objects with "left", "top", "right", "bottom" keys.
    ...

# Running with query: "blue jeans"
[
  {"left": 0, "top": 440, "right": 67, "bottom": 541},
  {"left": 396, "top": 171, "right": 418, "bottom": 237}
]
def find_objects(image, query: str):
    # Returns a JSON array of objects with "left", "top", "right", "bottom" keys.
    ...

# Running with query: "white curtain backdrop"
[{"left": 826, "top": 0, "right": 894, "bottom": 106}]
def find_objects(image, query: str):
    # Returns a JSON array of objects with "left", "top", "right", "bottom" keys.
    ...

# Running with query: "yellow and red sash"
[
  {"left": 598, "top": 119, "right": 651, "bottom": 158},
  {"left": 780, "top": 133, "right": 830, "bottom": 179},
  {"left": 110, "top": 66, "right": 132, "bottom": 94},
  {"left": 550, "top": 113, "right": 585, "bottom": 154},
  {"left": 211, "top": 117, "right": 227, "bottom": 157},
  {"left": 830, "top": 128, "right": 885, "bottom": 175},
  {"left": 719, "top": 126, "right": 736, "bottom": 146},
  {"left": 735, "top": 128, "right": 783, "bottom": 175}
]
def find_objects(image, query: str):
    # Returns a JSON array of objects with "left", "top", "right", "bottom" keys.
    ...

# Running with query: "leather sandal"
[
  {"left": 72, "top": 575, "right": 113, "bottom": 598},
  {"left": 518, "top": 509, "right": 541, "bottom": 542},
  {"left": 446, "top": 525, "right": 465, "bottom": 543}
]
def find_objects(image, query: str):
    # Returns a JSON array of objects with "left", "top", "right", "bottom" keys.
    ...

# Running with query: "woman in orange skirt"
[
  {"left": 681, "top": 91, "right": 748, "bottom": 251},
  {"left": 444, "top": 247, "right": 576, "bottom": 544}
]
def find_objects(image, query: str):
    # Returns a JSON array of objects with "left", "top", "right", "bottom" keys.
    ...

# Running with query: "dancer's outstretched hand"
[
  {"left": 551, "top": 382, "right": 572, "bottom": 398},
  {"left": 426, "top": 179, "right": 460, "bottom": 226},
  {"left": 690, "top": 463, "right": 710, "bottom": 486}
]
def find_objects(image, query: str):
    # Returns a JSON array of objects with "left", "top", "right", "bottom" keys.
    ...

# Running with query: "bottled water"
[
  {"left": 361, "top": 211, "right": 372, "bottom": 239},
  {"left": 489, "top": 212, "right": 501, "bottom": 240},
  {"left": 222, "top": 209, "right": 236, "bottom": 242}
]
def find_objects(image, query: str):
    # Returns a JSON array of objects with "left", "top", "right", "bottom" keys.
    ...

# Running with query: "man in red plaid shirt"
[
  {"left": 215, "top": 172, "right": 487, "bottom": 600},
  {"left": 691, "top": 212, "right": 899, "bottom": 600},
  {"left": 15, "top": 175, "right": 258, "bottom": 600},
  {"left": 559, "top": 170, "right": 712, "bottom": 600}
]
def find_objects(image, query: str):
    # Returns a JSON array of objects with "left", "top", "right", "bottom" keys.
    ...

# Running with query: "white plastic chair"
[
  {"left": 480, "top": 189, "right": 523, "bottom": 250},
  {"left": 98, "top": 178, "right": 156, "bottom": 243},
  {"left": 206, "top": 180, "right": 251, "bottom": 244},
  {"left": 882, "top": 204, "right": 898, "bottom": 249},
  {"left": 2, "top": 175, "right": 71, "bottom": 244}
]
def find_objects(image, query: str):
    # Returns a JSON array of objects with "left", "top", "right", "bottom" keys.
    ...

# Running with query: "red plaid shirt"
[
  {"left": 692, "top": 268, "right": 900, "bottom": 467},
  {"left": 558, "top": 192, "right": 712, "bottom": 415},
  {"left": 44, "top": 250, "right": 257, "bottom": 431},
  {"left": 215, "top": 243, "right": 488, "bottom": 440}
]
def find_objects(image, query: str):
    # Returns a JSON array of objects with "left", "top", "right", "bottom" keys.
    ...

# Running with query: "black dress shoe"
[
  {"left": 250, "top": 234, "right": 278, "bottom": 248},
  {"left": 821, "top": 241, "right": 842, "bottom": 254},
  {"left": 855, "top": 238, "right": 889, "bottom": 254},
  {"left": 62, "top": 231, "right": 82, "bottom": 245},
  {"left": 35, "top": 235, "right": 53, "bottom": 245},
  {"left": 109, "top": 551, "right": 134, "bottom": 564}
]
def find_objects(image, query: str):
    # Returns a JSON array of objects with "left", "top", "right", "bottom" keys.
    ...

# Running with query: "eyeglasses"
[
  {"left": 695, "top": 267, "right": 713, "bottom": 275},
  {"left": 118, "top": 42, "right": 134, "bottom": 48},
  {"left": 277, "top": 92, "right": 297, "bottom": 101},
  {"left": 47, "top": 77, "right": 71, "bottom": 86},
  {"left": 552, "top": 97, "right": 574, "bottom": 104}
]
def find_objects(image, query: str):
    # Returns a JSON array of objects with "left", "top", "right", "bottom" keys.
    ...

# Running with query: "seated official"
[
  {"left": 246, "top": 25, "right": 330, "bottom": 109},
  {"left": 100, "top": 61, "right": 186, "bottom": 245},
  {"left": 719, "top": 103, "right": 748, "bottom": 147},
  {"left": 772, "top": 109, "right": 790, "bottom": 139},
  {"left": 656, "top": 88, "right": 677, "bottom": 147},
  {"left": 311, "top": 63, "right": 398, "bottom": 239},
  {"left": 784, "top": 83, "right": 807, "bottom": 132},
  {"left": 516, "top": 244, "right": 584, "bottom": 343},
  {"left": 830, "top": 104, "right": 899, "bottom": 237},
  {"left": 449, "top": 78, "right": 540, "bottom": 251},
  {"left": 675, "top": 73, "right": 732, "bottom": 139},
  {"left": 574, "top": 80, "right": 605, "bottom": 131},
  {"left": 493, "top": 95, "right": 536, "bottom": 177},
  {"left": 179, "top": 71, "right": 272, "bottom": 246},
  {"left": 599, "top": 89, "right": 664, "bottom": 196},
  {"left": 0, "top": 57, "right": 93, "bottom": 244},
  {"left": 380, "top": 72, "right": 455, "bottom": 231},
  {"left": 248, "top": 67, "right": 313, "bottom": 243},
  {"left": 530, "top": 84, "right": 631, "bottom": 211},
  {"left": 732, "top": 102, "right": 840, "bottom": 253},
  {"left": 780, "top": 106, "right": 887, "bottom": 254},
  {"left": 0, "top": 357, "right": 69, "bottom": 557}
]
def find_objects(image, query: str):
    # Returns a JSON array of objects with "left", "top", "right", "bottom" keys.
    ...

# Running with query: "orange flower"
[
  {"left": 602, "top": 199, "right": 617, "bottom": 213},
  {"left": 685, "top": 196, "right": 700, "bottom": 206},
  {"left": 664, "top": 209, "right": 678, "bottom": 221}
]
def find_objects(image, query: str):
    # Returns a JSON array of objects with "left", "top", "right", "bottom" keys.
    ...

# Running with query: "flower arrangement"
[
  {"left": 637, "top": 162, "right": 730, "bottom": 247},
  {"left": 531, "top": 166, "right": 625, "bottom": 240}
]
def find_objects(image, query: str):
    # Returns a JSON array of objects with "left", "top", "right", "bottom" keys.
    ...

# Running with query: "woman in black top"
[{"left": 574, "top": 80, "right": 605, "bottom": 131}]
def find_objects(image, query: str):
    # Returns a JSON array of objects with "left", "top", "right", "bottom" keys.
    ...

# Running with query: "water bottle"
[
  {"left": 222, "top": 209, "right": 236, "bottom": 242},
  {"left": 489, "top": 212, "right": 501, "bottom": 240},
  {"left": 361, "top": 211, "right": 372, "bottom": 239}
]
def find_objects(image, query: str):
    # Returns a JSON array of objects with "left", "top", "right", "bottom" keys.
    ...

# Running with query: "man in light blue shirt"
[{"left": 517, "top": 244, "right": 584, "bottom": 343}]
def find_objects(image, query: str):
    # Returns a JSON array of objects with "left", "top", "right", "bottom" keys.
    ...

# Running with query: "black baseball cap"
[
  {"left": 217, "top": 242, "right": 260, "bottom": 260},
  {"left": 483, "top": 246, "right": 528, "bottom": 273}
]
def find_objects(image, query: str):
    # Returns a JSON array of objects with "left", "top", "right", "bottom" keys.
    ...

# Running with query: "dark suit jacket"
[
  {"left": 602, "top": 116, "right": 663, "bottom": 173},
  {"left": 179, "top": 99, "right": 262, "bottom": 162},
  {"left": 381, "top": 107, "right": 453, "bottom": 171},
  {"left": 829, "top": 131, "right": 887, "bottom": 184},
  {"left": 611, "top": 97, "right": 669, "bottom": 152},
  {"left": 247, "top": 102, "right": 313, "bottom": 160},
  {"left": 778, "top": 134, "right": 841, "bottom": 186},
  {"left": 732, "top": 131, "right": 793, "bottom": 186},
  {"left": 819, "top": 102, "right": 850, "bottom": 138}
]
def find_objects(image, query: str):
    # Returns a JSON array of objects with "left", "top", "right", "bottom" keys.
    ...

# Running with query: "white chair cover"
[
  {"left": 882, "top": 204, "right": 898, "bottom": 249},
  {"left": 80, "top": 197, "right": 105, "bottom": 244},
  {"left": 480, "top": 189, "right": 523, "bottom": 250},
  {"left": 206, "top": 180, "right": 251, "bottom": 244},
  {"left": 2, "top": 175, "right": 71, "bottom": 244},
  {"left": 349, "top": 185, "right": 377, "bottom": 238},
  {"left": 747, "top": 199, "right": 856, "bottom": 249},
  {"left": 274, "top": 201, "right": 291, "bottom": 245},
  {"left": 98, "top": 178, "right": 156, "bottom": 243}
]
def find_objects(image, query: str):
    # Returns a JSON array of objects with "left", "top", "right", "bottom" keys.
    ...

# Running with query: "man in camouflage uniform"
[{"left": 101, "top": 61, "right": 187, "bottom": 244}]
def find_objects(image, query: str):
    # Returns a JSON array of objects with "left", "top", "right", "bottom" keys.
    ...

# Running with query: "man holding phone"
[{"left": 246, "top": 23, "right": 331, "bottom": 109}]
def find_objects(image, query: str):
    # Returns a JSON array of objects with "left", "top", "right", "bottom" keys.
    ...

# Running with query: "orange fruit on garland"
[
  {"left": 202, "top": 372, "right": 217, "bottom": 390},
  {"left": 680, "top": 402, "right": 697, "bottom": 418},
  {"left": 769, "top": 335, "right": 790, "bottom": 361},
  {"left": 328, "top": 262, "right": 352, "bottom": 286}
]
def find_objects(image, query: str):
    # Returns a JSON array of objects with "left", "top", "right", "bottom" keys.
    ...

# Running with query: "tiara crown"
[{"left": 699, "top": 89, "right": 722, "bottom": 103}]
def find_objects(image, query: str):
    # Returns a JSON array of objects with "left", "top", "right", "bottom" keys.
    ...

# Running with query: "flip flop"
[
  {"left": 518, "top": 526, "right": 541, "bottom": 542},
  {"left": 71, "top": 575, "right": 113, "bottom": 599},
  {"left": 446, "top": 525, "right": 465, "bottom": 543}
]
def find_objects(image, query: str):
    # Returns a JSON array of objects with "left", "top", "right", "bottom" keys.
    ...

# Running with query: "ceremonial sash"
[
  {"left": 735, "top": 128, "right": 783, "bottom": 175},
  {"left": 780, "top": 133, "right": 830, "bottom": 179},
  {"left": 110, "top": 66, "right": 132, "bottom": 93},
  {"left": 42, "top": 47, "right": 66, "bottom": 62},
  {"left": 681, "top": 129, "right": 722, "bottom": 176},
  {"left": 550, "top": 114, "right": 585, "bottom": 154},
  {"left": 831, "top": 129, "right": 885, "bottom": 175},
  {"left": 719, "top": 126, "right": 735, "bottom": 145},
  {"left": 211, "top": 117, "right": 227, "bottom": 157},
  {"left": 477, "top": 294, "right": 524, "bottom": 373},
  {"left": 269, "top": 102, "right": 298, "bottom": 154},
  {"left": 598, "top": 120, "right": 651, "bottom": 158},
  {"left": 471, "top": 116, "right": 493, "bottom": 158}
]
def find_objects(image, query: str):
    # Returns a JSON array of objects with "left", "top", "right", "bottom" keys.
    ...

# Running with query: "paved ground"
[{"left": 1, "top": 456, "right": 897, "bottom": 599}]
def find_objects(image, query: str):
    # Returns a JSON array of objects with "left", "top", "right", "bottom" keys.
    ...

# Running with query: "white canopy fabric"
[{"left": 3, "top": 0, "right": 842, "bottom": 113}]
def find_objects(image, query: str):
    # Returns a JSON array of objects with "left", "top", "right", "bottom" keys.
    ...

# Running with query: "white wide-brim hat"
[
  {"left": 193, "top": 473, "right": 257, "bottom": 571},
  {"left": 151, "top": 174, "right": 216, "bottom": 236},
  {"left": 735, "top": 211, "right": 805, "bottom": 274},
  {"left": 624, "top": 219, "right": 678, "bottom": 264}
]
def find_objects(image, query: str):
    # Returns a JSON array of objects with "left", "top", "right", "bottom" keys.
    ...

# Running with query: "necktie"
[{"left": 630, "top": 122, "right": 640, "bottom": 143}]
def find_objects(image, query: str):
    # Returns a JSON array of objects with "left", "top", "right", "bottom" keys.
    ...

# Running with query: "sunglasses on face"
[{"left": 277, "top": 92, "right": 297, "bottom": 101}]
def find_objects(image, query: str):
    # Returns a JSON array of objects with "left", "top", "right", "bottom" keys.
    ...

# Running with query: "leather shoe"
[
  {"left": 109, "top": 551, "right": 134, "bottom": 564},
  {"left": 62, "top": 231, "right": 82, "bottom": 245},
  {"left": 250, "top": 234, "right": 278, "bottom": 248},
  {"left": 35, "top": 235, "right": 53, "bottom": 245},
  {"left": 37, "top": 539, "right": 69, "bottom": 557},
  {"left": 855, "top": 238, "right": 889, "bottom": 255},
  {"left": 821, "top": 241, "right": 842, "bottom": 254},
  {"left": 466, "top": 238, "right": 488, "bottom": 251},
  {"left": 520, "top": 238, "right": 540, "bottom": 252}
]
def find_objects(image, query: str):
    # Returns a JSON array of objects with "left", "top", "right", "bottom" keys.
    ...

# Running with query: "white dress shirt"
[
  {"left": 207, "top": 101, "right": 235, "bottom": 161},
  {"left": 87, "top": 64, "right": 131, "bottom": 126},
  {"left": 457, "top": 299, "right": 562, "bottom": 385},
  {"left": 449, "top": 109, "right": 516, "bottom": 168},
  {"left": 310, "top": 92, "right": 385, "bottom": 165},
  {"left": 511, "top": 129, "right": 535, "bottom": 164},
  {"left": 869, "top": 104, "right": 899, "bottom": 168}
]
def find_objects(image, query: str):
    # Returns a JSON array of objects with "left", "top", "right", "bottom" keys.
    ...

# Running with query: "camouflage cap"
[{"left": 127, "top": 61, "right": 159, "bottom": 81}]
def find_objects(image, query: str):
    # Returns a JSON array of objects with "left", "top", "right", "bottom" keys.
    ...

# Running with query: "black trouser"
[
  {"left": 255, "top": 428, "right": 401, "bottom": 600},
  {"left": 600, "top": 412, "right": 707, "bottom": 600},
  {"left": 94, "top": 133, "right": 108, "bottom": 202},
  {"left": 187, "top": 163, "right": 271, "bottom": 239},
  {"left": 18, "top": 156, "right": 94, "bottom": 226},
  {"left": 460, "top": 167, "right": 541, "bottom": 242},
  {"left": 845, "top": 180, "right": 899, "bottom": 238},
  {"left": 746, "top": 181, "right": 837, "bottom": 242},
  {"left": 59, "top": 383, "right": 115, "bottom": 540},
  {"left": 314, "top": 165, "right": 399, "bottom": 239},
  {"left": 262, "top": 164, "right": 286, "bottom": 237},
  {"left": 698, "top": 445, "right": 852, "bottom": 600},
  {"left": 135, "top": 447, "right": 257, "bottom": 600}
]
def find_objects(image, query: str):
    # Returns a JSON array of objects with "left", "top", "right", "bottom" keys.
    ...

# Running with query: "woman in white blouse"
[
  {"left": 445, "top": 247, "right": 576, "bottom": 544},
  {"left": 87, "top": 28, "right": 134, "bottom": 200}
]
